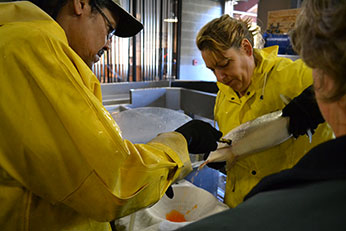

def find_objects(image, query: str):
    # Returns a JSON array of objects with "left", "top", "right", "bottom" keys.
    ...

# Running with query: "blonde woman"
[{"left": 196, "top": 14, "right": 334, "bottom": 208}]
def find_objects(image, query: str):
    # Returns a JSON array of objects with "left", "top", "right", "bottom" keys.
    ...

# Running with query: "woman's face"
[{"left": 201, "top": 40, "right": 255, "bottom": 96}]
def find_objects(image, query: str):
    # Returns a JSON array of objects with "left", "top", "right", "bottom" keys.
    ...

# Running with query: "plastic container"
[{"left": 113, "top": 182, "right": 229, "bottom": 231}]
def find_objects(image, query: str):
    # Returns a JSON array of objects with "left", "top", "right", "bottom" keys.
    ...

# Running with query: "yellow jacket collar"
[{"left": 254, "top": 46, "right": 279, "bottom": 75}]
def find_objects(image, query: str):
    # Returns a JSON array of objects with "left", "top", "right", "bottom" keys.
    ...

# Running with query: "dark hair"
[
  {"left": 291, "top": 0, "right": 346, "bottom": 102},
  {"left": 26, "top": 0, "right": 114, "bottom": 19}
]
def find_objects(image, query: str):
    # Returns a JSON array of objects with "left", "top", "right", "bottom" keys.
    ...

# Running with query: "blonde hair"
[{"left": 196, "top": 14, "right": 260, "bottom": 61}]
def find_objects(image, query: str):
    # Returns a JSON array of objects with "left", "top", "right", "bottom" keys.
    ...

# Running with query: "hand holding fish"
[
  {"left": 282, "top": 85, "right": 325, "bottom": 138},
  {"left": 175, "top": 120, "right": 223, "bottom": 154},
  {"left": 201, "top": 111, "right": 291, "bottom": 170}
]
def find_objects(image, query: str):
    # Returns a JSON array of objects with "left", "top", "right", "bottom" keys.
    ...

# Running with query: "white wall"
[{"left": 179, "top": 0, "right": 222, "bottom": 81}]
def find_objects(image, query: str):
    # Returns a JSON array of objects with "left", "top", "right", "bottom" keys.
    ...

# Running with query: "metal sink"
[{"left": 104, "top": 86, "right": 217, "bottom": 121}]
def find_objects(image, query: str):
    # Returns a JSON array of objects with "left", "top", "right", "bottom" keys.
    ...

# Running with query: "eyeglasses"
[{"left": 94, "top": 4, "right": 116, "bottom": 40}]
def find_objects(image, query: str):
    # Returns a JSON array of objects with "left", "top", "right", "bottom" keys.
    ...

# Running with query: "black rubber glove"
[
  {"left": 282, "top": 86, "right": 325, "bottom": 138},
  {"left": 175, "top": 120, "right": 223, "bottom": 154},
  {"left": 165, "top": 185, "right": 174, "bottom": 199}
]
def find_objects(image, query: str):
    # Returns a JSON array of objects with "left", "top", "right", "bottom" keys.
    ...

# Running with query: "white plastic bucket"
[{"left": 144, "top": 183, "right": 229, "bottom": 230}]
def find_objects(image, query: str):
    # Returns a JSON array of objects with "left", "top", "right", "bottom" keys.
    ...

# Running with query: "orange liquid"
[
  {"left": 166, "top": 205, "right": 198, "bottom": 222},
  {"left": 198, "top": 160, "right": 208, "bottom": 171},
  {"left": 166, "top": 209, "right": 187, "bottom": 222}
]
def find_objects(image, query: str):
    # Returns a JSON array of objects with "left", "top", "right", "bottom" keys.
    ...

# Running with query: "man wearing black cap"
[
  {"left": 30, "top": 0, "right": 143, "bottom": 68},
  {"left": 0, "top": 1, "right": 222, "bottom": 230}
]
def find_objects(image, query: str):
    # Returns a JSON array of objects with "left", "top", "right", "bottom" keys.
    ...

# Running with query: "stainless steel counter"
[
  {"left": 101, "top": 81, "right": 170, "bottom": 105},
  {"left": 102, "top": 81, "right": 218, "bottom": 121}
]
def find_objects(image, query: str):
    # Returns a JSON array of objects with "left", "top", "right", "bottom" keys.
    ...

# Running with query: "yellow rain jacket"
[
  {"left": 0, "top": 2, "right": 191, "bottom": 231},
  {"left": 214, "top": 46, "right": 334, "bottom": 208}
]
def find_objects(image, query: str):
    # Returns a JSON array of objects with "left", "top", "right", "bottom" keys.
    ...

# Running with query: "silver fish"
[{"left": 202, "top": 110, "right": 292, "bottom": 169}]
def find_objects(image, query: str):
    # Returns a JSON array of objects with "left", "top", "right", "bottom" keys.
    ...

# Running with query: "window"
[{"left": 93, "top": 0, "right": 180, "bottom": 83}]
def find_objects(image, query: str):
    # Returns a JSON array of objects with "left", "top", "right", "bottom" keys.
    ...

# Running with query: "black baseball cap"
[{"left": 109, "top": 0, "right": 143, "bottom": 37}]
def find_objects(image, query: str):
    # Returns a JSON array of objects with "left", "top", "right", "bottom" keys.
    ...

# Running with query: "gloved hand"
[
  {"left": 282, "top": 85, "right": 325, "bottom": 138},
  {"left": 175, "top": 120, "right": 223, "bottom": 154},
  {"left": 203, "top": 152, "right": 226, "bottom": 170},
  {"left": 165, "top": 185, "right": 174, "bottom": 199}
]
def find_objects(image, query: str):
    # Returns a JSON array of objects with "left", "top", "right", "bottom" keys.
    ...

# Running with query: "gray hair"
[{"left": 291, "top": 0, "right": 346, "bottom": 102}]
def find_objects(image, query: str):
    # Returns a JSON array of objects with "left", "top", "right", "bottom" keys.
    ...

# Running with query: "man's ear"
[
  {"left": 241, "top": 39, "right": 253, "bottom": 57},
  {"left": 72, "top": 0, "right": 87, "bottom": 16}
]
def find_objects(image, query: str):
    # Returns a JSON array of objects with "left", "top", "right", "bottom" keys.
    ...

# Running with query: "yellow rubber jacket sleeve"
[{"left": 0, "top": 2, "right": 191, "bottom": 224}]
